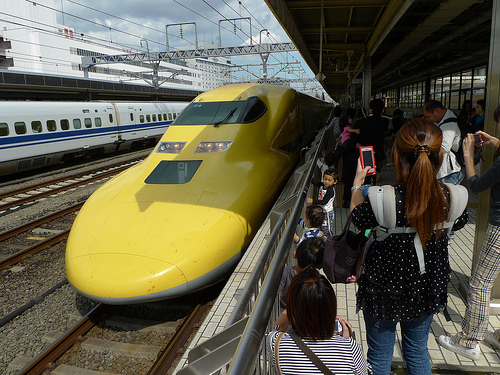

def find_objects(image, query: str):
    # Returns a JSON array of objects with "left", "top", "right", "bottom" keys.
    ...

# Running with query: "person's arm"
[
  {"left": 350, "top": 158, "right": 370, "bottom": 212},
  {"left": 464, "top": 132, "right": 500, "bottom": 193},
  {"left": 336, "top": 316, "right": 353, "bottom": 338},
  {"left": 463, "top": 133, "right": 478, "bottom": 180},
  {"left": 274, "top": 310, "right": 290, "bottom": 330},
  {"left": 440, "top": 121, "right": 457, "bottom": 153},
  {"left": 476, "top": 130, "right": 500, "bottom": 149}
]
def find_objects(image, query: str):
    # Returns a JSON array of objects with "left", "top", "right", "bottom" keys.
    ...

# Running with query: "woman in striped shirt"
[{"left": 267, "top": 267, "right": 371, "bottom": 374}]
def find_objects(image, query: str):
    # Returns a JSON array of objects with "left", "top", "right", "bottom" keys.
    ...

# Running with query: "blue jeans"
[
  {"left": 439, "top": 168, "right": 465, "bottom": 185},
  {"left": 364, "top": 311, "right": 433, "bottom": 375}
]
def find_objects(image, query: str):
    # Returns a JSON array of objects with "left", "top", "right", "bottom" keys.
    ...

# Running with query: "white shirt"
[{"left": 436, "top": 109, "right": 462, "bottom": 180}]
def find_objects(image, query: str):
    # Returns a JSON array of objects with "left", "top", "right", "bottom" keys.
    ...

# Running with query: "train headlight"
[
  {"left": 156, "top": 142, "right": 186, "bottom": 154},
  {"left": 194, "top": 141, "right": 233, "bottom": 153}
]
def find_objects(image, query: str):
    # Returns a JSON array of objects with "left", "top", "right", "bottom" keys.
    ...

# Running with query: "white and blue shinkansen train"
[{"left": 0, "top": 101, "right": 189, "bottom": 176}]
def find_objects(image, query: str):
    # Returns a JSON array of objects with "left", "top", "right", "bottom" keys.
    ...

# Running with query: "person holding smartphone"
[
  {"left": 350, "top": 117, "right": 468, "bottom": 374},
  {"left": 438, "top": 106, "right": 500, "bottom": 359}
]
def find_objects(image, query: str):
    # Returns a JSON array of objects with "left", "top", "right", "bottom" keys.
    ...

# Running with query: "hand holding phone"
[
  {"left": 474, "top": 134, "right": 482, "bottom": 143},
  {"left": 359, "top": 146, "right": 376, "bottom": 175}
]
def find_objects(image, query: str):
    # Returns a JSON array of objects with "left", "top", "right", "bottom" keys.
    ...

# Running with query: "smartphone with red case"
[{"left": 359, "top": 146, "right": 376, "bottom": 175}]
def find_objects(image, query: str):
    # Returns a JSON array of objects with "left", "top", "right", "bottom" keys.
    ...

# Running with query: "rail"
[{"left": 178, "top": 127, "right": 328, "bottom": 375}]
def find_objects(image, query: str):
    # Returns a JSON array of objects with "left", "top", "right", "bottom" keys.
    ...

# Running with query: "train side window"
[
  {"left": 61, "top": 119, "right": 70, "bottom": 130},
  {"left": 0, "top": 123, "right": 9, "bottom": 136},
  {"left": 163, "top": 113, "right": 167, "bottom": 121},
  {"left": 15, "top": 122, "right": 27, "bottom": 135},
  {"left": 158, "top": 113, "right": 161, "bottom": 120},
  {"left": 173, "top": 113, "right": 177, "bottom": 119},
  {"left": 47, "top": 120, "right": 57, "bottom": 132},
  {"left": 109, "top": 114, "right": 113, "bottom": 123},
  {"left": 73, "top": 119, "right": 82, "bottom": 129},
  {"left": 95, "top": 117, "right": 102, "bottom": 127},
  {"left": 84, "top": 118, "right": 92, "bottom": 128},
  {"left": 168, "top": 113, "right": 172, "bottom": 120},
  {"left": 130, "top": 113, "right": 134, "bottom": 122},
  {"left": 146, "top": 114, "right": 151, "bottom": 122},
  {"left": 31, "top": 121, "right": 43, "bottom": 133},
  {"left": 242, "top": 97, "right": 267, "bottom": 123},
  {"left": 140, "top": 115, "right": 145, "bottom": 123},
  {"left": 152, "top": 114, "right": 157, "bottom": 122}
]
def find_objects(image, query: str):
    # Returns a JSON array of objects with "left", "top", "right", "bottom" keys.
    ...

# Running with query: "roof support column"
[
  {"left": 362, "top": 56, "right": 371, "bottom": 111},
  {"left": 474, "top": 0, "right": 500, "bottom": 305}
]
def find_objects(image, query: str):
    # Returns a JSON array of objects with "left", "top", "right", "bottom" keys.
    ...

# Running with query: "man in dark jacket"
[{"left": 353, "top": 98, "right": 389, "bottom": 184}]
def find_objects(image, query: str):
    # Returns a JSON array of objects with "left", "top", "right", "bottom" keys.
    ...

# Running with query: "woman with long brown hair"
[
  {"left": 349, "top": 117, "right": 468, "bottom": 374},
  {"left": 438, "top": 105, "right": 500, "bottom": 359}
]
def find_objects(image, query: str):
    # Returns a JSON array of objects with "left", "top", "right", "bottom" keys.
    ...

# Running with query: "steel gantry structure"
[{"left": 81, "top": 42, "right": 298, "bottom": 87}]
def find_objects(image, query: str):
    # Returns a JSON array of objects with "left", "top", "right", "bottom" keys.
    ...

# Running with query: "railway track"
[
  {"left": 0, "top": 157, "right": 143, "bottom": 212},
  {"left": 16, "top": 299, "right": 212, "bottom": 375},
  {"left": 0, "top": 202, "right": 83, "bottom": 271}
]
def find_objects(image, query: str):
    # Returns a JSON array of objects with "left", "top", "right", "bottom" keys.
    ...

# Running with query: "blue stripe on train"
[{"left": 0, "top": 121, "right": 172, "bottom": 150}]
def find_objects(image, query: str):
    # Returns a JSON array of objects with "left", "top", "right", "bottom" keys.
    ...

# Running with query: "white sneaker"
[
  {"left": 437, "top": 334, "right": 480, "bottom": 360},
  {"left": 484, "top": 331, "right": 500, "bottom": 350}
]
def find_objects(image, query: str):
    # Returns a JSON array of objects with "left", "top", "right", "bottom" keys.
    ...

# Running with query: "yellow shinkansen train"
[{"left": 65, "top": 83, "right": 332, "bottom": 304}]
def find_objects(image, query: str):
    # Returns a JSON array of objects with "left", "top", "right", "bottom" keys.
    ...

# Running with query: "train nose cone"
[
  {"left": 65, "top": 254, "right": 188, "bottom": 304},
  {"left": 65, "top": 196, "right": 247, "bottom": 304}
]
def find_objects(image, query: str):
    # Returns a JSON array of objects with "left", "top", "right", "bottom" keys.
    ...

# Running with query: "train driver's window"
[
  {"left": 242, "top": 97, "right": 267, "bottom": 123},
  {"left": 61, "top": 119, "right": 70, "bottom": 130},
  {"left": 168, "top": 113, "right": 172, "bottom": 120},
  {"left": 140, "top": 115, "right": 145, "bottom": 123},
  {"left": 84, "top": 118, "right": 92, "bottom": 128},
  {"left": 130, "top": 113, "right": 134, "bottom": 122},
  {"left": 152, "top": 114, "right": 157, "bottom": 122},
  {"left": 95, "top": 117, "right": 102, "bottom": 127},
  {"left": 146, "top": 114, "right": 151, "bottom": 122},
  {"left": 47, "top": 120, "right": 57, "bottom": 132},
  {"left": 109, "top": 114, "right": 114, "bottom": 123},
  {"left": 0, "top": 123, "right": 9, "bottom": 136},
  {"left": 15, "top": 122, "right": 27, "bottom": 135},
  {"left": 31, "top": 121, "right": 43, "bottom": 133},
  {"left": 73, "top": 119, "right": 82, "bottom": 129}
]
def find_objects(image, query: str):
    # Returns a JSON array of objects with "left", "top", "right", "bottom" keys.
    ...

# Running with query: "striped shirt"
[{"left": 267, "top": 328, "right": 371, "bottom": 375}]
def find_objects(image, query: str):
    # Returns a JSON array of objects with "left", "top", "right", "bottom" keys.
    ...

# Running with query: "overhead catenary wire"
[{"left": 22, "top": 0, "right": 186, "bottom": 51}]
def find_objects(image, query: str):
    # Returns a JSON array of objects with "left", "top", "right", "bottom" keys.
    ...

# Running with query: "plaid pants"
[{"left": 456, "top": 223, "right": 500, "bottom": 348}]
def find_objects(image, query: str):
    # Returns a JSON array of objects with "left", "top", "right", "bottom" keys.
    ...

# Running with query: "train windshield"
[
  {"left": 174, "top": 96, "right": 267, "bottom": 125},
  {"left": 144, "top": 160, "right": 202, "bottom": 184}
]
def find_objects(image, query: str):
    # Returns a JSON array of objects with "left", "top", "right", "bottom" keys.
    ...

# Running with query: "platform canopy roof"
[{"left": 264, "top": 0, "right": 493, "bottom": 100}]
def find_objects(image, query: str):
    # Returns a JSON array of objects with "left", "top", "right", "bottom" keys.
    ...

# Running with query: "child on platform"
[
  {"left": 293, "top": 205, "right": 325, "bottom": 244},
  {"left": 278, "top": 237, "right": 325, "bottom": 312},
  {"left": 307, "top": 168, "right": 338, "bottom": 237}
]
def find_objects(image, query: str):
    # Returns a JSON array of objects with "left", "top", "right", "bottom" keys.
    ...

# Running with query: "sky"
[{"left": 54, "top": 0, "right": 326, "bottom": 96}]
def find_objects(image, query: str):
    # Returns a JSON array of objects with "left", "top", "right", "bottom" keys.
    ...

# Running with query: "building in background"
[{"left": 0, "top": 0, "right": 233, "bottom": 93}]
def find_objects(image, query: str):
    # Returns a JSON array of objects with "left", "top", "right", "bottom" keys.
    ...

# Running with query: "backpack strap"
[
  {"left": 367, "top": 185, "right": 396, "bottom": 241},
  {"left": 443, "top": 183, "right": 468, "bottom": 226}
]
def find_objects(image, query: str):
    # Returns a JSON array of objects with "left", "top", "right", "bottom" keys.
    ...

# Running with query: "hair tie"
[{"left": 414, "top": 144, "right": 430, "bottom": 157}]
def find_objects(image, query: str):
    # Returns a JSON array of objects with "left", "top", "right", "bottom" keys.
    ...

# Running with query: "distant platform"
[{"left": 0, "top": 70, "right": 200, "bottom": 101}]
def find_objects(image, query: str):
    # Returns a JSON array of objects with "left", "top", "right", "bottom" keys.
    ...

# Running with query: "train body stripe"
[{"left": 0, "top": 121, "right": 172, "bottom": 150}]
